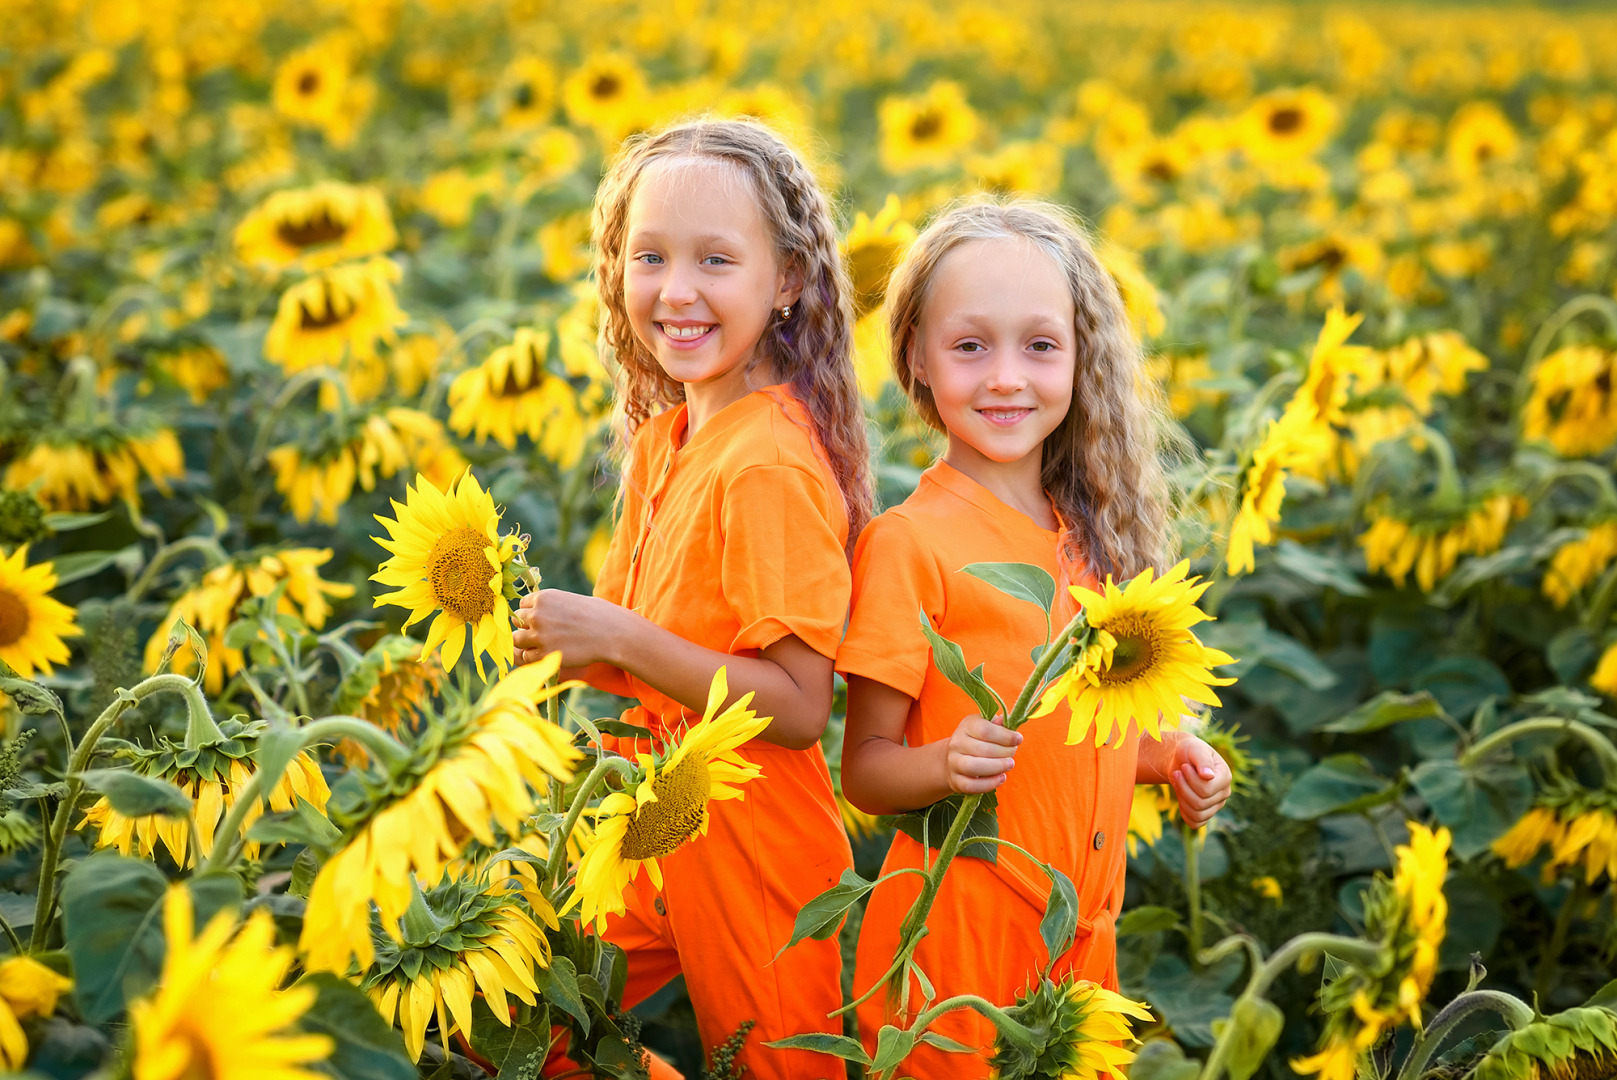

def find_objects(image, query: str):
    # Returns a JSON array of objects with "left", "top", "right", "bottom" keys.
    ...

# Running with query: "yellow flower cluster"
[
  {"left": 269, "top": 408, "right": 463, "bottom": 526},
  {"left": 1523, "top": 345, "right": 1617, "bottom": 458},
  {"left": 1544, "top": 521, "right": 1617, "bottom": 608},
  {"left": 1494, "top": 787, "right": 1617, "bottom": 885},
  {"left": 1359, "top": 494, "right": 1522, "bottom": 592},
  {"left": 4, "top": 430, "right": 184, "bottom": 512}
]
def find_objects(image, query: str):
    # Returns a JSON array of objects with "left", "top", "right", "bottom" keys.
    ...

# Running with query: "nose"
[
  {"left": 659, "top": 262, "right": 698, "bottom": 309},
  {"left": 983, "top": 350, "right": 1027, "bottom": 393}
]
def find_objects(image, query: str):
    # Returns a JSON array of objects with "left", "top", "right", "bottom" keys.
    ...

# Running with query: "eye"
[
  {"left": 635, "top": 252, "right": 663, "bottom": 265},
  {"left": 1030, "top": 340, "right": 1057, "bottom": 352},
  {"left": 957, "top": 341, "right": 984, "bottom": 353},
  {"left": 703, "top": 254, "right": 731, "bottom": 266}
]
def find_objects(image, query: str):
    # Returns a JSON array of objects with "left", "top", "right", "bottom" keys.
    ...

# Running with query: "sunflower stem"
[
  {"left": 545, "top": 753, "right": 638, "bottom": 890},
  {"left": 1412, "top": 423, "right": 1464, "bottom": 511},
  {"left": 1534, "top": 879, "right": 1584, "bottom": 1002},
  {"left": 1005, "top": 608, "right": 1091, "bottom": 732},
  {"left": 31, "top": 673, "right": 198, "bottom": 950},
  {"left": 1394, "top": 990, "right": 1536, "bottom": 1080},
  {"left": 1584, "top": 560, "right": 1617, "bottom": 635},
  {"left": 1183, "top": 820, "right": 1205, "bottom": 966},
  {"left": 1460, "top": 717, "right": 1617, "bottom": 787},
  {"left": 181, "top": 682, "right": 226, "bottom": 747},
  {"left": 125, "top": 534, "right": 230, "bottom": 604},
  {"left": 0, "top": 906, "right": 23, "bottom": 955},
  {"left": 1515, "top": 294, "right": 1617, "bottom": 423}
]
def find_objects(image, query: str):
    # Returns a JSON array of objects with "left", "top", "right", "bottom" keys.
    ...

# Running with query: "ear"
[
  {"left": 775, "top": 260, "right": 805, "bottom": 310},
  {"left": 905, "top": 336, "right": 928, "bottom": 388}
]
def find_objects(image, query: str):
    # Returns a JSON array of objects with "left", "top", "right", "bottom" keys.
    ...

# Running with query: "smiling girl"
[
  {"left": 511, "top": 120, "right": 870, "bottom": 1080},
  {"left": 836, "top": 201, "right": 1232, "bottom": 1078}
]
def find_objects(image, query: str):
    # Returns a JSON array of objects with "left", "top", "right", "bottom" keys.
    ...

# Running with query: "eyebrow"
[
  {"left": 941, "top": 312, "right": 1071, "bottom": 336},
  {"left": 625, "top": 230, "right": 747, "bottom": 249}
]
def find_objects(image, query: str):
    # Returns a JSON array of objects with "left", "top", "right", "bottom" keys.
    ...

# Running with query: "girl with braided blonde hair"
[
  {"left": 514, "top": 118, "right": 869, "bottom": 1080},
  {"left": 838, "top": 200, "right": 1231, "bottom": 1077}
]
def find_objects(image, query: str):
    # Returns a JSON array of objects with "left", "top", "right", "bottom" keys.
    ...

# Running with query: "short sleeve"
[
  {"left": 720, "top": 464, "right": 851, "bottom": 658},
  {"left": 836, "top": 512, "right": 944, "bottom": 699}
]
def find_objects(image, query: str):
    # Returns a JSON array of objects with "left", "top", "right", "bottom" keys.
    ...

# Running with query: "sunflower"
[
  {"left": 264, "top": 257, "right": 407, "bottom": 375},
  {"left": 567, "top": 666, "right": 772, "bottom": 932},
  {"left": 80, "top": 715, "right": 331, "bottom": 868},
  {"left": 158, "top": 344, "right": 230, "bottom": 403},
  {"left": 300, "top": 655, "right": 579, "bottom": 973},
  {"left": 1367, "top": 331, "right": 1490, "bottom": 415},
  {"left": 130, "top": 886, "right": 332, "bottom": 1080},
  {"left": 0, "top": 955, "right": 72, "bottom": 1071},
  {"left": 371, "top": 469, "right": 526, "bottom": 677},
  {"left": 272, "top": 39, "right": 358, "bottom": 145},
  {"left": 966, "top": 141, "right": 1062, "bottom": 196},
  {"left": 144, "top": 548, "right": 354, "bottom": 692},
  {"left": 843, "top": 194, "right": 917, "bottom": 318},
  {"left": 360, "top": 865, "right": 557, "bottom": 1061},
  {"left": 561, "top": 52, "right": 649, "bottom": 139},
  {"left": 1279, "top": 232, "right": 1384, "bottom": 305},
  {"left": 1239, "top": 86, "right": 1339, "bottom": 162},
  {"left": 1126, "top": 785, "right": 1173, "bottom": 855},
  {"left": 1471, "top": 1005, "right": 1617, "bottom": 1080},
  {"left": 1359, "top": 495, "right": 1522, "bottom": 592},
  {"left": 1446, "top": 101, "right": 1520, "bottom": 181},
  {"left": 1096, "top": 241, "right": 1165, "bottom": 341},
  {"left": 878, "top": 81, "right": 979, "bottom": 174},
  {"left": 0, "top": 545, "right": 81, "bottom": 679},
  {"left": 4, "top": 430, "right": 184, "bottom": 512},
  {"left": 1226, "top": 411, "right": 1318, "bottom": 575},
  {"left": 331, "top": 635, "right": 443, "bottom": 763},
  {"left": 1031, "top": 561, "right": 1236, "bottom": 747},
  {"left": 1105, "top": 136, "right": 1196, "bottom": 206},
  {"left": 1544, "top": 521, "right": 1617, "bottom": 608},
  {"left": 716, "top": 83, "right": 812, "bottom": 147},
  {"left": 1593, "top": 643, "right": 1617, "bottom": 698},
  {"left": 1147, "top": 353, "right": 1226, "bottom": 419},
  {"left": 1494, "top": 779, "right": 1617, "bottom": 885},
  {"left": 1523, "top": 346, "right": 1617, "bottom": 458},
  {"left": 1293, "top": 824, "right": 1450, "bottom": 1080},
  {"left": 496, "top": 56, "right": 556, "bottom": 130},
  {"left": 537, "top": 210, "right": 592, "bottom": 282},
  {"left": 987, "top": 977, "right": 1153, "bottom": 1080},
  {"left": 234, "top": 181, "right": 397, "bottom": 270},
  {"left": 446, "top": 328, "right": 594, "bottom": 464}
]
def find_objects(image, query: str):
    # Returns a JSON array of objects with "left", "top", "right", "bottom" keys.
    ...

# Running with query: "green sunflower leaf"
[
  {"left": 918, "top": 610, "right": 1004, "bottom": 721},
  {"left": 961, "top": 562, "right": 1057, "bottom": 613},
  {"left": 75, "top": 768, "right": 191, "bottom": 818},
  {"left": 774, "top": 867, "right": 874, "bottom": 959},
  {"left": 296, "top": 973, "right": 416, "bottom": 1080},
  {"left": 764, "top": 1033, "right": 872, "bottom": 1066}
]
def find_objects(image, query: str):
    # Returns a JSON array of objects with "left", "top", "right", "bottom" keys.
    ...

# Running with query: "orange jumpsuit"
[
  {"left": 552, "top": 386, "right": 855, "bottom": 1080},
  {"left": 836, "top": 461, "right": 1139, "bottom": 1080}
]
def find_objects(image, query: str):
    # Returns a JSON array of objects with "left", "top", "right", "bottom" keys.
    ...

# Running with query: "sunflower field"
[{"left": 4, "top": 0, "right": 1617, "bottom": 1078}]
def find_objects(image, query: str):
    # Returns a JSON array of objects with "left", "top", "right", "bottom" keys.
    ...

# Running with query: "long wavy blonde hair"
[
  {"left": 591, "top": 118, "right": 872, "bottom": 545},
  {"left": 885, "top": 200, "right": 1174, "bottom": 579}
]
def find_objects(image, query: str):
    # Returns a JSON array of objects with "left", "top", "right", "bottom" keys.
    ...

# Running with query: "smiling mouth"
[
  {"left": 659, "top": 323, "right": 714, "bottom": 341},
  {"left": 978, "top": 407, "right": 1034, "bottom": 424}
]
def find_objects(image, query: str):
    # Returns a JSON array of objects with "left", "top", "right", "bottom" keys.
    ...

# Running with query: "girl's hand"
[
  {"left": 944, "top": 714, "right": 1022, "bottom": 795},
  {"left": 513, "top": 589, "right": 624, "bottom": 669},
  {"left": 1168, "top": 735, "right": 1232, "bottom": 828}
]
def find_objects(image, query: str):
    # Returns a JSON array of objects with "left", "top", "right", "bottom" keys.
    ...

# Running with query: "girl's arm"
[
  {"left": 514, "top": 590, "right": 832, "bottom": 750},
  {"left": 840, "top": 674, "right": 1021, "bottom": 815},
  {"left": 1137, "top": 729, "right": 1232, "bottom": 828}
]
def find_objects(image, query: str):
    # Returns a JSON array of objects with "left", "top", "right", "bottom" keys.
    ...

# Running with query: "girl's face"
[
  {"left": 622, "top": 157, "right": 801, "bottom": 407},
  {"left": 911, "top": 236, "right": 1076, "bottom": 477}
]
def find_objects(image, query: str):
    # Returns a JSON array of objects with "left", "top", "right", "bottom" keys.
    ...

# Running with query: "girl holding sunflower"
[
  {"left": 836, "top": 201, "right": 1232, "bottom": 1078},
  {"left": 511, "top": 119, "right": 871, "bottom": 1080}
]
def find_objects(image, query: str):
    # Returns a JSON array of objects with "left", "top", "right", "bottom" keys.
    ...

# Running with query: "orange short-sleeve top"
[
  {"left": 836, "top": 460, "right": 1139, "bottom": 916},
  {"left": 592, "top": 385, "right": 852, "bottom": 739}
]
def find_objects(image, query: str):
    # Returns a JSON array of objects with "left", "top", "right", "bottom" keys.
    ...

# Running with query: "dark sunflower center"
[
  {"left": 275, "top": 209, "right": 350, "bottom": 249},
  {"left": 1268, "top": 107, "right": 1304, "bottom": 135},
  {"left": 0, "top": 587, "right": 29, "bottom": 647},
  {"left": 297, "top": 283, "right": 353, "bottom": 331},
  {"left": 1146, "top": 158, "right": 1180, "bottom": 182},
  {"left": 620, "top": 754, "right": 712, "bottom": 861},
  {"left": 513, "top": 83, "right": 535, "bottom": 109},
  {"left": 297, "top": 71, "right": 321, "bottom": 96},
  {"left": 1096, "top": 617, "right": 1160, "bottom": 684},
  {"left": 590, "top": 73, "right": 621, "bottom": 100},
  {"left": 496, "top": 348, "right": 543, "bottom": 396},
  {"left": 427, "top": 526, "right": 497, "bottom": 623},
  {"left": 910, "top": 110, "right": 944, "bottom": 141}
]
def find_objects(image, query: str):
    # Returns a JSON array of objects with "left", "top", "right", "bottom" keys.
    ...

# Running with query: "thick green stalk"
[
  {"left": 1183, "top": 821, "right": 1204, "bottom": 964},
  {"left": 1534, "top": 880, "right": 1584, "bottom": 1002},
  {"left": 1460, "top": 716, "right": 1617, "bottom": 785},
  {"left": 31, "top": 674, "right": 200, "bottom": 949},
  {"left": 125, "top": 535, "right": 229, "bottom": 604},
  {"left": 1394, "top": 990, "right": 1535, "bottom": 1080},
  {"left": 1585, "top": 560, "right": 1617, "bottom": 634},
  {"left": 545, "top": 754, "right": 638, "bottom": 890}
]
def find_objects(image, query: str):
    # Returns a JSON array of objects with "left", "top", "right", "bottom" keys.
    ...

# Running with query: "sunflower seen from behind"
[
  {"left": 987, "top": 977, "right": 1153, "bottom": 1080},
  {"left": 1032, "top": 561, "right": 1236, "bottom": 747},
  {"left": 567, "top": 666, "right": 772, "bottom": 932},
  {"left": 371, "top": 468, "right": 525, "bottom": 678},
  {"left": 0, "top": 545, "right": 80, "bottom": 679},
  {"left": 130, "top": 887, "right": 332, "bottom": 1080}
]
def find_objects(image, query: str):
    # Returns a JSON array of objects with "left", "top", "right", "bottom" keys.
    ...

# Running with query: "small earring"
[{"left": 779, "top": 304, "right": 792, "bottom": 319}]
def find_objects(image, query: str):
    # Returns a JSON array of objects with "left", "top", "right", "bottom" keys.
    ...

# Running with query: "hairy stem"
[
  {"left": 1461, "top": 716, "right": 1617, "bottom": 785},
  {"left": 1395, "top": 990, "right": 1535, "bottom": 1080}
]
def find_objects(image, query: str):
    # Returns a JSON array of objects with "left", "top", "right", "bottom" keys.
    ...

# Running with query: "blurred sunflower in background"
[
  {"left": 234, "top": 181, "right": 397, "bottom": 270},
  {"left": 562, "top": 51, "right": 649, "bottom": 141},
  {"left": 4, "top": 429, "right": 184, "bottom": 512},
  {"left": 0, "top": 955, "right": 72, "bottom": 1071},
  {"left": 1359, "top": 493, "right": 1522, "bottom": 592},
  {"left": 264, "top": 257, "right": 407, "bottom": 375},
  {"left": 497, "top": 56, "right": 557, "bottom": 130},
  {"left": 1494, "top": 777, "right": 1617, "bottom": 885},
  {"left": 1033, "top": 561, "right": 1236, "bottom": 746},
  {"left": 0, "top": 545, "right": 80, "bottom": 679},
  {"left": 1522, "top": 345, "right": 1617, "bottom": 458},
  {"left": 879, "top": 80, "right": 979, "bottom": 174},
  {"left": 568, "top": 666, "right": 771, "bottom": 931},
  {"left": 447, "top": 328, "right": 594, "bottom": 464},
  {"left": 842, "top": 194, "right": 916, "bottom": 319},
  {"left": 1543, "top": 520, "right": 1617, "bottom": 608}
]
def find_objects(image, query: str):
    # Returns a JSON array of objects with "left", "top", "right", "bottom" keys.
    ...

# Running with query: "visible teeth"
[{"left": 663, "top": 324, "right": 711, "bottom": 340}]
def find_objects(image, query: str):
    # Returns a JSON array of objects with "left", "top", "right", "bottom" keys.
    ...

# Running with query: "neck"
[
  {"left": 683, "top": 360, "right": 781, "bottom": 437},
  {"left": 942, "top": 435, "right": 1057, "bottom": 531}
]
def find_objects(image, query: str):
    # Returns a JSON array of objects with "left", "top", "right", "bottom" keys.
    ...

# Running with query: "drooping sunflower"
[
  {"left": 843, "top": 194, "right": 917, "bottom": 319},
  {"left": 446, "top": 328, "right": 595, "bottom": 464},
  {"left": 561, "top": 52, "right": 648, "bottom": 139},
  {"left": 331, "top": 635, "right": 443, "bottom": 764},
  {"left": 1293, "top": 824, "right": 1450, "bottom": 1080},
  {"left": 1031, "top": 561, "right": 1236, "bottom": 747},
  {"left": 987, "top": 977, "right": 1154, "bottom": 1080},
  {"left": 1522, "top": 345, "right": 1617, "bottom": 459},
  {"left": 0, "top": 955, "right": 72, "bottom": 1071},
  {"left": 360, "top": 865, "right": 557, "bottom": 1062},
  {"left": 264, "top": 257, "right": 407, "bottom": 374},
  {"left": 80, "top": 715, "right": 331, "bottom": 868},
  {"left": 1226, "top": 410, "right": 1321, "bottom": 575},
  {"left": 300, "top": 655, "right": 580, "bottom": 973},
  {"left": 1494, "top": 778, "right": 1617, "bottom": 885},
  {"left": 4, "top": 429, "right": 184, "bottom": 512},
  {"left": 1359, "top": 494, "right": 1522, "bottom": 593},
  {"left": 878, "top": 81, "right": 980, "bottom": 174},
  {"left": 235, "top": 181, "right": 397, "bottom": 270},
  {"left": 1594, "top": 642, "right": 1617, "bottom": 698},
  {"left": 144, "top": 548, "right": 354, "bottom": 691},
  {"left": 1371, "top": 331, "right": 1490, "bottom": 416},
  {"left": 0, "top": 545, "right": 81, "bottom": 679},
  {"left": 1471, "top": 1003, "right": 1617, "bottom": 1080},
  {"left": 130, "top": 886, "right": 333, "bottom": 1080},
  {"left": 1544, "top": 521, "right": 1617, "bottom": 608},
  {"left": 567, "top": 666, "right": 772, "bottom": 932},
  {"left": 1238, "top": 86, "right": 1339, "bottom": 163},
  {"left": 371, "top": 468, "right": 525, "bottom": 677}
]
